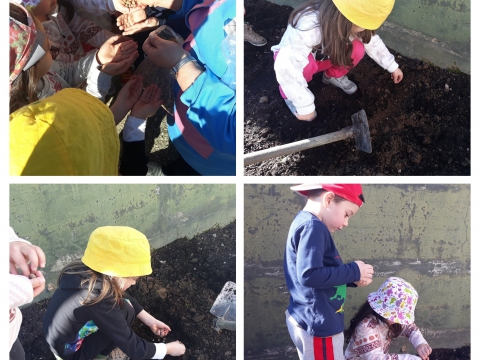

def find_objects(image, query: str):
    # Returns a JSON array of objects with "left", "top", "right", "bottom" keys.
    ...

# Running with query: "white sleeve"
[
  {"left": 123, "top": 116, "right": 147, "bottom": 142},
  {"left": 9, "top": 227, "right": 30, "bottom": 244},
  {"left": 364, "top": 34, "right": 399, "bottom": 73},
  {"left": 151, "top": 343, "right": 167, "bottom": 359},
  {"left": 9, "top": 274, "right": 34, "bottom": 310},
  {"left": 272, "top": 22, "right": 320, "bottom": 115}
]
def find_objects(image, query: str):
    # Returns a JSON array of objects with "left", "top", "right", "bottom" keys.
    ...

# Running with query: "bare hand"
[
  {"left": 101, "top": 51, "right": 138, "bottom": 76},
  {"left": 131, "top": 84, "right": 164, "bottom": 119},
  {"left": 122, "top": 17, "right": 160, "bottom": 36},
  {"left": 150, "top": 319, "right": 171, "bottom": 337},
  {"left": 354, "top": 260, "right": 374, "bottom": 283},
  {"left": 117, "top": 9, "right": 147, "bottom": 29},
  {"left": 354, "top": 279, "right": 372, "bottom": 287},
  {"left": 110, "top": 75, "right": 144, "bottom": 123},
  {"left": 97, "top": 36, "right": 138, "bottom": 65},
  {"left": 416, "top": 343, "right": 432, "bottom": 360},
  {"left": 10, "top": 241, "right": 46, "bottom": 277},
  {"left": 391, "top": 68, "right": 403, "bottom": 83},
  {"left": 143, "top": 33, "right": 185, "bottom": 68},
  {"left": 166, "top": 341, "right": 186, "bottom": 356},
  {"left": 112, "top": 0, "right": 146, "bottom": 13},
  {"left": 30, "top": 270, "right": 46, "bottom": 297},
  {"left": 295, "top": 110, "right": 317, "bottom": 121}
]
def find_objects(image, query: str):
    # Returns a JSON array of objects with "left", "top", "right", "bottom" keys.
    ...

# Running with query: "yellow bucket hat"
[
  {"left": 82, "top": 226, "right": 152, "bottom": 277},
  {"left": 10, "top": 88, "right": 119, "bottom": 176},
  {"left": 332, "top": 0, "right": 395, "bottom": 30}
]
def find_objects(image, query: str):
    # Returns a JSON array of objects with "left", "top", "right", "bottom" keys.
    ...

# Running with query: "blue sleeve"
[
  {"left": 179, "top": 69, "right": 236, "bottom": 154},
  {"left": 296, "top": 221, "right": 360, "bottom": 288}
]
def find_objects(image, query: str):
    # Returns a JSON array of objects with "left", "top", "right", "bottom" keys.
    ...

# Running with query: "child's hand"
[
  {"left": 29, "top": 270, "right": 46, "bottom": 297},
  {"left": 131, "top": 84, "right": 164, "bottom": 120},
  {"left": 97, "top": 36, "right": 138, "bottom": 65},
  {"left": 391, "top": 68, "right": 403, "bottom": 84},
  {"left": 165, "top": 341, "right": 186, "bottom": 356},
  {"left": 354, "top": 279, "right": 372, "bottom": 287},
  {"left": 354, "top": 260, "right": 374, "bottom": 283},
  {"left": 296, "top": 110, "right": 317, "bottom": 121},
  {"left": 10, "top": 241, "right": 46, "bottom": 277},
  {"left": 150, "top": 318, "right": 171, "bottom": 337},
  {"left": 416, "top": 343, "right": 432, "bottom": 360},
  {"left": 117, "top": 9, "right": 159, "bottom": 36},
  {"left": 110, "top": 75, "right": 144, "bottom": 123},
  {"left": 122, "top": 17, "right": 160, "bottom": 36},
  {"left": 143, "top": 34, "right": 185, "bottom": 68},
  {"left": 101, "top": 51, "right": 139, "bottom": 76}
]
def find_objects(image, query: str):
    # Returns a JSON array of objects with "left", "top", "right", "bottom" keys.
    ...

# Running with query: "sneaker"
[
  {"left": 244, "top": 23, "right": 267, "bottom": 46},
  {"left": 322, "top": 72, "right": 357, "bottom": 94}
]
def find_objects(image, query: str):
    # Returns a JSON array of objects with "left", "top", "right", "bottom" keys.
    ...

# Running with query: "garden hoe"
[
  {"left": 210, "top": 281, "right": 236, "bottom": 331},
  {"left": 244, "top": 109, "right": 372, "bottom": 166}
]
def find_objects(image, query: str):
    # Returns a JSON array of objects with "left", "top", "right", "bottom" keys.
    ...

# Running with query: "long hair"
[
  {"left": 344, "top": 300, "right": 403, "bottom": 344},
  {"left": 58, "top": 260, "right": 127, "bottom": 308},
  {"left": 9, "top": 3, "right": 40, "bottom": 114},
  {"left": 58, "top": 0, "right": 75, "bottom": 23},
  {"left": 288, "top": 0, "right": 374, "bottom": 68}
]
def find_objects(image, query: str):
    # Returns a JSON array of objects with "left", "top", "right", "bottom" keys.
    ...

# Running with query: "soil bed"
[
  {"left": 244, "top": 0, "right": 470, "bottom": 176},
  {"left": 18, "top": 222, "right": 236, "bottom": 360}
]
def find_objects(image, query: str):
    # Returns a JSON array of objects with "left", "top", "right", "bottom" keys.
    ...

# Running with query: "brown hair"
[
  {"left": 288, "top": 0, "right": 374, "bottom": 68},
  {"left": 58, "top": 0, "right": 75, "bottom": 23},
  {"left": 9, "top": 3, "right": 40, "bottom": 114},
  {"left": 58, "top": 260, "right": 132, "bottom": 308},
  {"left": 344, "top": 300, "right": 403, "bottom": 344}
]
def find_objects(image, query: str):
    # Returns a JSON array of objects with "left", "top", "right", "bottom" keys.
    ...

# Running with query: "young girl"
[
  {"left": 43, "top": 226, "right": 186, "bottom": 359},
  {"left": 344, "top": 277, "right": 432, "bottom": 360},
  {"left": 12, "top": 0, "right": 116, "bottom": 63},
  {"left": 272, "top": 0, "right": 403, "bottom": 121},
  {"left": 9, "top": 3, "right": 137, "bottom": 113}
]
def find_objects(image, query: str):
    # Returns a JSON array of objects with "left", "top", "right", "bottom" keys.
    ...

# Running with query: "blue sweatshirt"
[{"left": 284, "top": 211, "right": 360, "bottom": 337}]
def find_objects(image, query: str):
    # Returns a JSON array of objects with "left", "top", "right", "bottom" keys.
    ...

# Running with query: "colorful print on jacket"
[{"left": 63, "top": 320, "right": 98, "bottom": 355}]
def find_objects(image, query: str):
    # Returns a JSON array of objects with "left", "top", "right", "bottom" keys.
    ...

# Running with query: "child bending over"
[
  {"left": 344, "top": 277, "right": 432, "bottom": 360},
  {"left": 43, "top": 226, "right": 185, "bottom": 359},
  {"left": 272, "top": 0, "right": 403, "bottom": 121}
]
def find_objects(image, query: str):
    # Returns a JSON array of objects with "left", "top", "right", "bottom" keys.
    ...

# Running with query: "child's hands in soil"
[
  {"left": 150, "top": 319, "right": 171, "bottom": 337},
  {"left": 166, "top": 341, "right": 186, "bottom": 356},
  {"left": 296, "top": 110, "right": 317, "bottom": 121},
  {"left": 354, "top": 260, "right": 374, "bottom": 284},
  {"left": 416, "top": 343, "right": 432, "bottom": 360},
  {"left": 110, "top": 75, "right": 144, "bottom": 124},
  {"left": 9, "top": 241, "right": 46, "bottom": 277},
  {"left": 391, "top": 68, "right": 403, "bottom": 84},
  {"left": 131, "top": 84, "right": 164, "bottom": 120}
]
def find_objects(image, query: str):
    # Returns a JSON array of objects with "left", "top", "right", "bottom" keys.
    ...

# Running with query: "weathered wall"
[
  {"left": 10, "top": 184, "right": 236, "bottom": 302},
  {"left": 244, "top": 184, "right": 470, "bottom": 354},
  {"left": 265, "top": 0, "right": 470, "bottom": 73}
]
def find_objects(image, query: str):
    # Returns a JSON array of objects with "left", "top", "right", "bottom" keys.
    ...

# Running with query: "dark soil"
[
  {"left": 244, "top": 345, "right": 470, "bottom": 360},
  {"left": 244, "top": 0, "right": 470, "bottom": 176},
  {"left": 17, "top": 222, "right": 236, "bottom": 360}
]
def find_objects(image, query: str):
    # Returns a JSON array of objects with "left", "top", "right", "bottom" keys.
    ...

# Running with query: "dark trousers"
[{"left": 10, "top": 338, "right": 25, "bottom": 360}]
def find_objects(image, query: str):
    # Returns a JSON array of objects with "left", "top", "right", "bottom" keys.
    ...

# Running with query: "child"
[
  {"left": 9, "top": 3, "right": 137, "bottom": 113},
  {"left": 344, "top": 277, "right": 432, "bottom": 360},
  {"left": 43, "top": 226, "right": 186, "bottom": 359},
  {"left": 272, "top": 0, "right": 403, "bottom": 121},
  {"left": 12, "top": 0, "right": 116, "bottom": 63},
  {"left": 285, "top": 184, "right": 374, "bottom": 360}
]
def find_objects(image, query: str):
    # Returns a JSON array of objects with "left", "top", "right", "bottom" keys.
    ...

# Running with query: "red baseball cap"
[{"left": 290, "top": 184, "right": 365, "bottom": 207}]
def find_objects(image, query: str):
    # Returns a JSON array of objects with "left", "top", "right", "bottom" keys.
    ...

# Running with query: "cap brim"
[{"left": 290, "top": 184, "right": 324, "bottom": 197}]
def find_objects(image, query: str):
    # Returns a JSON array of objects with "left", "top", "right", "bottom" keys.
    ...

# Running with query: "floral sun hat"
[
  {"left": 11, "top": 0, "right": 42, "bottom": 11},
  {"left": 367, "top": 277, "right": 418, "bottom": 325}
]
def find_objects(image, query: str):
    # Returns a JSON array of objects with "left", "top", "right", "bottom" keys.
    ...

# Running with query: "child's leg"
[
  {"left": 286, "top": 311, "right": 345, "bottom": 360},
  {"left": 324, "top": 39, "right": 365, "bottom": 78}
]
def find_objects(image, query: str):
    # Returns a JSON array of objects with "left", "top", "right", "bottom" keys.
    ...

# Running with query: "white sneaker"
[{"left": 322, "top": 73, "right": 357, "bottom": 94}]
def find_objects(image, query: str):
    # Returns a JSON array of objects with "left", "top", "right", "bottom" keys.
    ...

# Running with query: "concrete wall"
[
  {"left": 10, "top": 184, "right": 236, "bottom": 302},
  {"left": 266, "top": 0, "right": 470, "bottom": 73},
  {"left": 244, "top": 184, "right": 470, "bottom": 354}
]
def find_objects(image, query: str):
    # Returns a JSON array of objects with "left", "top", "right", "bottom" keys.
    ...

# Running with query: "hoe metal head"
[{"left": 351, "top": 109, "right": 372, "bottom": 153}]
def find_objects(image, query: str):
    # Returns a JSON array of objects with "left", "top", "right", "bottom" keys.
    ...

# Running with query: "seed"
[{"left": 122, "top": 0, "right": 138, "bottom": 8}]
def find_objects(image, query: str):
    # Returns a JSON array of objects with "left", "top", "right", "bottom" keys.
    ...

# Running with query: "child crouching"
[
  {"left": 344, "top": 277, "right": 432, "bottom": 360},
  {"left": 43, "top": 226, "right": 185, "bottom": 360}
]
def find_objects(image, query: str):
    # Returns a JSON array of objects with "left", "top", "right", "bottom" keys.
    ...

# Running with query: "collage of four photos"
[{"left": 8, "top": 0, "right": 472, "bottom": 359}]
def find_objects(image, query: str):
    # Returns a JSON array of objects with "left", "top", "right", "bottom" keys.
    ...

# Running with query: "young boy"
[{"left": 284, "top": 184, "right": 374, "bottom": 360}]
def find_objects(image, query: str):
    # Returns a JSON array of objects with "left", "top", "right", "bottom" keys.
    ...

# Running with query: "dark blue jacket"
[{"left": 284, "top": 211, "right": 360, "bottom": 337}]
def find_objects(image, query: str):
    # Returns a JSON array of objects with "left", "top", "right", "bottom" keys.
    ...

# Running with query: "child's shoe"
[
  {"left": 322, "top": 72, "right": 357, "bottom": 94},
  {"left": 244, "top": 23, "right": 267, "bottom": 46}
]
